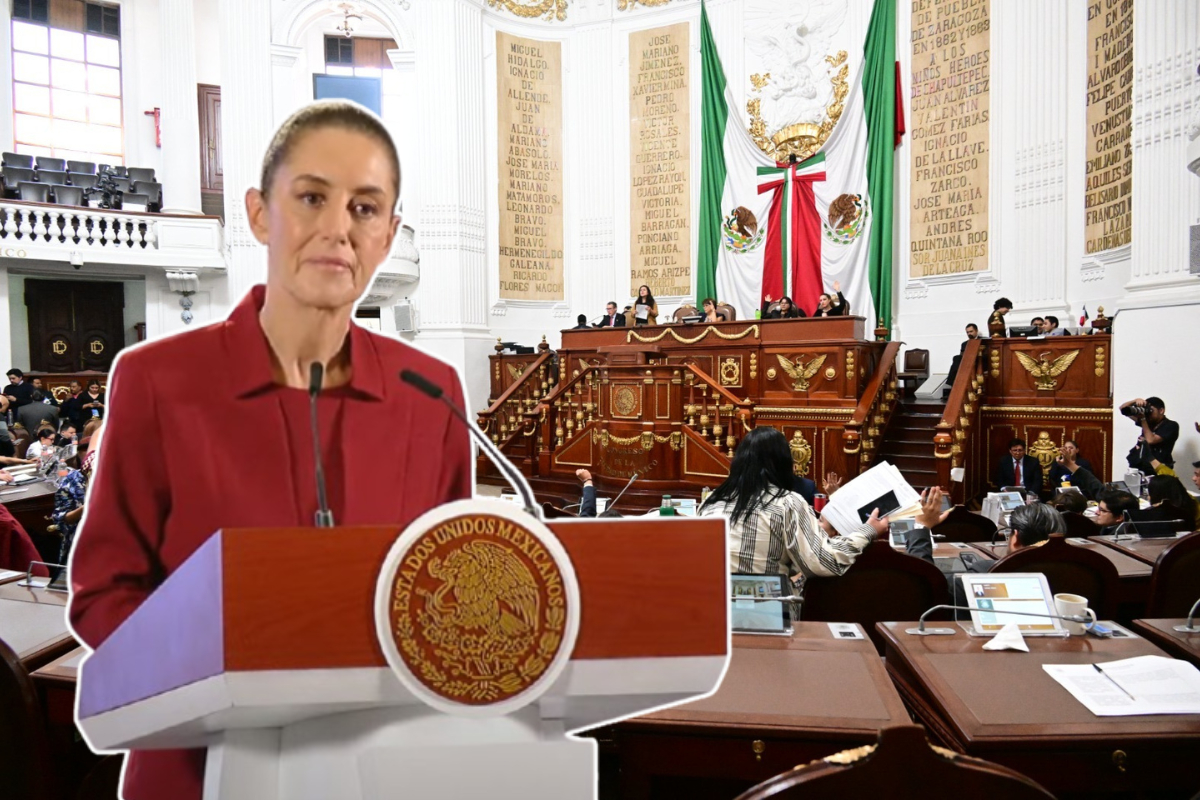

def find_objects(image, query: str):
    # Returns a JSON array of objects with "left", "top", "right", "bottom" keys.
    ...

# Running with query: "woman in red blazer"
[{"left": 68, "top": 101, "right": 473, "bottom": 800}]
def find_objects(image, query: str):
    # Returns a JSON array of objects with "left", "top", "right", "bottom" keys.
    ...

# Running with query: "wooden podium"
[{"left": 75, "top": 500, "right": 729, "bottom": 799}]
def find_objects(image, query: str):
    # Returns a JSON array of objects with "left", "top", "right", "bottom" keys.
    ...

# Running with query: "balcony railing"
[{"left": 0, "top": 199, "right": 225, "bottom": 271}]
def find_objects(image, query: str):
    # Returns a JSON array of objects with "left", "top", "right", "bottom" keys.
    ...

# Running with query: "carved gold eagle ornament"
[
  {"left": 506, "top": 363, "right": 524, "bottom": 382},
  {"left": 776, "top": 353, "right": 827, "bottom": 392},
  {"left": 1015, "top": 350, "right": 1080, "bottom": 390}
]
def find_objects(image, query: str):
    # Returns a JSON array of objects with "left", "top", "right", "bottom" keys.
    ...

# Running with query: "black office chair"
[
  {"left": 132, "top": 180, "right": 162, "bottom": 211},
  {"left": 66, "top": 160, "right": 96, "bottom": 174},
  {"left": 126, "top": 167, "right": 155, "bottom": 183},
  {"left": 110, "top": 177, "right": 131, "bottom": 194},
  {"left": 2, "top": 152, "right": 33, "bottom": 169},
  {"left": 34, "top": 156, "right": 65, "bottom": 171},
  {"left": 18, "top": 182, "right": 50, "bottom": 203},
  {"left": 52, "top": 185, "right": 85, "bottom": 206},
  {"left": 35, "top": 169, "right": 68, "bottom": 185},
  {"left": 110, "top": 165, "right": 128, "bottom": 177}
]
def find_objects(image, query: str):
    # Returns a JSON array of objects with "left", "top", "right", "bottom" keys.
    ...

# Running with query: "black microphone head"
[
  {"left": 400, "top": 369, "right": 444, "bottom": 400},
  {"left": 308, "top": 362, "right": 324, "bottom": 397}
]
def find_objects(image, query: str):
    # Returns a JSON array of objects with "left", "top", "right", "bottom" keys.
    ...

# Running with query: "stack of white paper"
[
  {"left": 820, "top": 461, "right": 920, "bottom": 537},
  {"left": 1043, "top": 655, "right": 1200, "bottom": 716}
]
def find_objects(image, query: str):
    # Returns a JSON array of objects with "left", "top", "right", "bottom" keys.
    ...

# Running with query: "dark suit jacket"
[
  {"left": 814, "top": 291, "right": 849, "bottom": 317},
  {"left": 790, "top": 475, "right": 817, "bottom": 506},
  {"left": 995, "top": 454, "right": 1043, "bottom": 494},
  {"left": 1047, "top": 457, "right": 1093, "bottom": 491},
  {"left": 68, "top": 286, "right": 472, "bottom": 800},
  {"left": 596, "top": 313, "right": 626, "bottom": 327}
]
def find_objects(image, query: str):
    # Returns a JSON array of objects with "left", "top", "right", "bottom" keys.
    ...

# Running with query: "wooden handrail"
[
  {"left": 850, "top": 342, "right": 900, "bottom": 426},
  {"left": 478, "top": 350, "right": 553, "bottom": 417},
  {"left": 938, "top": 337, "right": 982, "bottom": 430},
  {"left": 683, "top": 363, "right": 753, "bottom": 408}
]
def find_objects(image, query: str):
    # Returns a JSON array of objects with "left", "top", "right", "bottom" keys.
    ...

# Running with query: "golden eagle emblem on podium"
[
  {"left": 386, "top": 512, "right": 569, "bottom": 706},
  {"left": 1016, "top": 350, "right": 1080, "bottom": 391},
  {"left": 777, "top": 353, "right": 827, "bottom": 392}
]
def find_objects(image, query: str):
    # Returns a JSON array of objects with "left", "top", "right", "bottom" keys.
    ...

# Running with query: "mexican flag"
[{"left": 696, "top": 0, "right": 897, "bottom": 328}]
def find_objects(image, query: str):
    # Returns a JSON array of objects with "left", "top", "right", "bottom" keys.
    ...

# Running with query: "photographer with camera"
[{"left": 1120, "top": 396, "right": 1179, "bottom": 473}]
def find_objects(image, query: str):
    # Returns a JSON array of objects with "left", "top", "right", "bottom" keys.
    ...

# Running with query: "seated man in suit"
[
  {"left": 1046, "top": 439, "right": 1092, "bottom": 489},
  {"left": 944, "top": 322, "right": 979, "bottom": 395},
  {"left": 1044, "top": 315, "right": 1067, "bottom": 336},
  {"left": 995, "top": 437, "right": 1043, "bottom": 495},
  {"left": 572, "top": 314, "right": 590, "bottom": 329},
  {"left": 596, "top": 301, "right": 626, "bottom": 327}
]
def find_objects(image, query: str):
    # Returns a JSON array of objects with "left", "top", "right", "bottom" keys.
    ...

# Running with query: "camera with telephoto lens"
[{"left": 1120, "top": 404, "right": 1147, "bottom": 419}]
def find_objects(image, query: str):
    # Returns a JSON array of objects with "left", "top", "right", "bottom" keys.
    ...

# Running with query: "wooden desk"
[
  {"left": 0, "top": 567, "right": 25, "bottom": 584},
  {"left": 0, "top": 595, "right": 76, "bottom": 669},
  {"left": 610, "top": 623, "right": 910, "bottom": 800},
  {"left": 0, "top": 580, "right": 69, "bottom": 605},
  {"left": 31, "top": 646, "right": 100, "bottom": 796},
  {"left": 1089, "top": 533, "right": 1186, "bottom": 566},
  {"left": 1130, "top": 619, "right": 1200, "bottom": 669},
  {"left": 878, "top": 621, "right": 1200, "bottom": 796},
  {"left": 32, "top": 646, "right": 84, "bottom": 725}
]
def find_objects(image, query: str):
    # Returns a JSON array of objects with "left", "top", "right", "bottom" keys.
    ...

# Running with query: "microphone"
[
  {"left": 601, "top": 460, "right": 657, "bottom": 517},
  {"left": 308, "top": 362, "right": 335, "bottom": 528},
  {"left": 906, "top": 604, "right": 1096, "bottom": 636},
  {"left": 1175, "top": 598, "right": 1200, "bottom": 633},
  {"left": 1108, "top": 514, "right": 1134, "bottom": 541},
  {"left": 400, "top": 369, "right": 539, "bottom": 519}
]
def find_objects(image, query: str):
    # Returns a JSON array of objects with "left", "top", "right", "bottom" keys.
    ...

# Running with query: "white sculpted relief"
[{"left": 744, "top": 0, "right": 849, "bottom": 133}]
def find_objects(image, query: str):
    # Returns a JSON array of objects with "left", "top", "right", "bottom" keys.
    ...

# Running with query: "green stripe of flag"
[
  {"left": 696, "top": 1, "right": 727, "bottom": 306},
  {"left": 864, "top": 0, "right": 896, "bottom": 333}
]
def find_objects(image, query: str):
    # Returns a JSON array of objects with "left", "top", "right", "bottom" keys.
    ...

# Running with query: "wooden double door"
[{"left": 26, "top": 280, "right": 125, "bottom": 372}]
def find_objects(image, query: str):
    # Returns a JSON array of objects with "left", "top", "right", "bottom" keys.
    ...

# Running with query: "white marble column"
[
  {"left": 157, "top": 0, "right": 203, "bottom": 213},
  {"left": 990, "top": 0, "right": 1069, "bottom": 316},
  {"left": 0, "top": 265, "right": 11, "bottom": 370},
  {"left": 411, "top": 0, "right": 492, "bottom": 410},
  {"left": 570, "top": 24, "right": 615, "bottom": 313},
  {"left": 1127, "top": 0, "right": 1200, "bottom": 302},
  {"left": 270, "top": 44, "right": 304, "bottom": 129},
  {"left": 219, "top": 0, "right": 273, "bottom": 302}
]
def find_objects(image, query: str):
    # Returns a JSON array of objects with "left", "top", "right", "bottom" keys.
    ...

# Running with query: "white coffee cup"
[{"left": 1054, "top": 592, "right": 1097, "bottom": 636}]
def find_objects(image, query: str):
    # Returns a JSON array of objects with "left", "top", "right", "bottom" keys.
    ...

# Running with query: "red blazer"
[{"left": 68, "top": 286, "right": 472, "bottom": 800}]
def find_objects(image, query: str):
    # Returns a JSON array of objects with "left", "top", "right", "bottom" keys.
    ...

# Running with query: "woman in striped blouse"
[{"left": 700, "top": 427, "right": 886, "bottom": 579}]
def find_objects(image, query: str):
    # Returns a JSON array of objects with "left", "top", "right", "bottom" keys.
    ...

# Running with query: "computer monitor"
[{"left": 1007, "top": 325, "right": 1039, "bottom": 337}]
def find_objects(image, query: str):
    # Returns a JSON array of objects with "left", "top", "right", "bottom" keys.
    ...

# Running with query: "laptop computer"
[
  {"left": 730, "top": 573, "right": 792, "bottom": 636},
  {"left": 958, "top": 572, "right": 1067, "bottom": 637}
]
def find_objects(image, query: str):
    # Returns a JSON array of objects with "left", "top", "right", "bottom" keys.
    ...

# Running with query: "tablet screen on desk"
[
  {"left": 959, "top": 573, "right": 1063, "bottom": 634},
  {"left": 731, "top": 574, "right": 790, "bottom": 634}
]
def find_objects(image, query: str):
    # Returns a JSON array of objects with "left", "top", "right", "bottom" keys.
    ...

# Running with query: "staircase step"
[
  {"left": 900, "top": 402, "right": 946, "bottom": 415},
  {"left": 878, "top": 441, "right": 933, "bottom": 458},
  {"left": 890, "top": 427, "right": 936, "bottom": 444}
]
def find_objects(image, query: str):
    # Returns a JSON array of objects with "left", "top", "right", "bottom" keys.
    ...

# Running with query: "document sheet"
[
  {"left": 1043, "top": 655, "right": 1200, "bottom": 716},
  {"left": 820, "top": 461, "right": 920, "bottom": 537}
]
